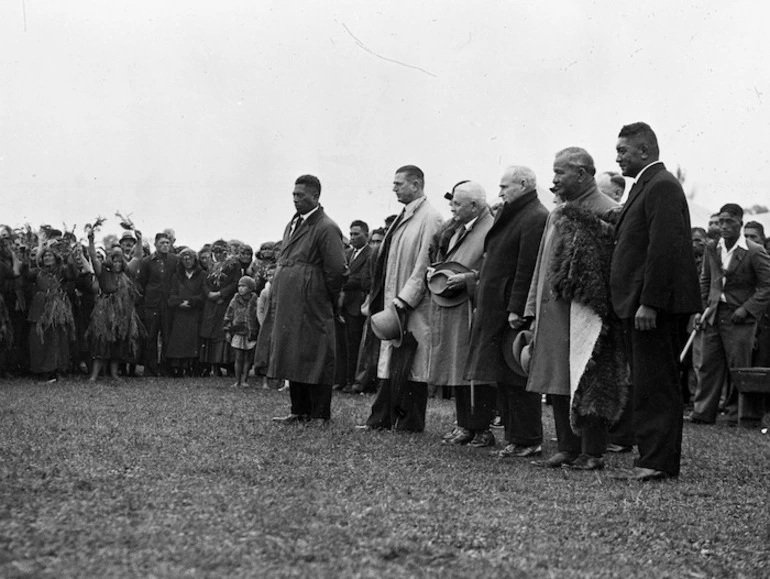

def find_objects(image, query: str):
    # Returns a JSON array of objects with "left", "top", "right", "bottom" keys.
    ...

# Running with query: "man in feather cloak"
[{"left": 526, "top": 147, "right": 627, "bottom": 471}]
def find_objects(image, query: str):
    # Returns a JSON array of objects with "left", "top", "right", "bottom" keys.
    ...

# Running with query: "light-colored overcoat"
[
  {"left": 428, "top": 209, "right": 494, "bottom": 386},
  {"left": 376, "top": 196, "right": 442, "bottom": 382},
  {"left": 525, "top": 183, "right": 618, "bottom": 396},
  {"left": 255, "top": 206, "right": 345, "bottom": 385}
]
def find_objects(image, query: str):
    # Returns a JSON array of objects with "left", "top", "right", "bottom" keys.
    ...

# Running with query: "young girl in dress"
[{"left": 223, "top": 276, "right": 258, "bottom": 388}]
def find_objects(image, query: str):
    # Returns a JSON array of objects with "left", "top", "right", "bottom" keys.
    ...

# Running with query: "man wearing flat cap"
[
  {"left": 360, "top": 165, "right": 442, "bottom": 432},
  {"left": 464, "top": 166, "right": 548, "bottom": 457},
  {"left": 258, "top": 174, "right": 346, "bottom": 423},
  {"left": 427, "top": 181, "right": 495, "bottom": 447}
]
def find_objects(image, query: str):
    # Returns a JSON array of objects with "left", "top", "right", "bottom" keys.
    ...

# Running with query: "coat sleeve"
[
  {"left": 639, "top": 179, "right": 689, "bottom": 310},
  {"left": 247, "top": 294, "right": 259, "bottom": 339},
  {"left": 319, "top": 221, "right": 346, "bottom": 305},
  {"left": 398, "top": 211, "right": 442, "bottom": 308},
  {"left": 219, "top": 264, "right": 239, "bottom": 300},
  {"left": 168, "top": 275, "right": 182, "bottom": 308},
  {"left": 742, "top": 246, "right": 770, "bottom": 318},
  {"left": 222, "top": 298, "right": 235, "bottom": 332},
  {"left": 514, "top": 210, "right": 548, "bottom": 316},
  {"left": 700, "top": 249, "right": 713, "bottom": 309},
  {"left": 188, "top": 275, "right": 206, "bottom": 309}
]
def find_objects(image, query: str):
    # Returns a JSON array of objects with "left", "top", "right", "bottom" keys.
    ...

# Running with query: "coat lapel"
[
  {"left": 613, "top": 163, "right": 666, "bottom": 236},
  {"left": 726, "top": 246, "right": 746, "bottom": 276},
  {"left": 281, "top": 207, "right": 323, "bottom": 253}
]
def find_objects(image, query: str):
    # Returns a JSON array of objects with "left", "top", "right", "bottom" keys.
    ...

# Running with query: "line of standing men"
[{"left": 261, "top": 122, "right": 701, "bottom": 482}]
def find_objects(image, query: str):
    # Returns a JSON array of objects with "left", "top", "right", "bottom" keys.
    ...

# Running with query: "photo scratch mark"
[
  {"left": 340, "top": 22, "right": 437, "bottom": 78},
  {"left": 22, "top": 0, "right": 27, "bottom": 32},
  {"left": 755, "top": 86, "right": 763, "bottom": 104}
]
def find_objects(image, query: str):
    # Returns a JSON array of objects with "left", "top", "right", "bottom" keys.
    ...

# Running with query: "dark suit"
[
  {"left": 692, "top": 239, "right": 770, "bottom": 422},
  {"left": 340, "top": 244, "right": 372, "bottom": 385},
  {"left": 610, "top": 162, "right": 701, "bottom": 477}
]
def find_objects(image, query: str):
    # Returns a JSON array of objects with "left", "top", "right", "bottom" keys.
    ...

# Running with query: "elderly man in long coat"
[
  {"left": 526, "top": 147, "right": 625, "bottom": 471},
  {"left": 427, "top": 182, "right": 495, "bottom": 447},
  {"left": 257, "top": 174, "right": 346, "bottom": 423},
  {"left": 464, "top": 166, "right": 548, "bottom": 457},
  {"left": 360, "top": 165, "right": 442, "bottom": 432}
]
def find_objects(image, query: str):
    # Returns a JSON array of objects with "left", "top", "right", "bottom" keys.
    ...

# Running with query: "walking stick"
[{"left": 679, "top": 305, "right": 714, "bottom": 363}]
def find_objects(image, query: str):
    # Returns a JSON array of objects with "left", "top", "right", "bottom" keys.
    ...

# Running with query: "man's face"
[
  {"left": 120, "top": 239, "right": 135, "bottom": 253},
  {"left": 691, "top": 231, "right": 707, "bottom": 257},
  {"left": 708, "top": 216, "right": 720, "bottom": 234},
  {"left": 551, "top": 155, "right": 583, "bottom": 201},
  {"left": 181, "top": 252, "right": 196, "bottom": 269},
  {"left": 155, "top": 238, "right": 171, "bottom": 255},
  {"left": 615, "top": 137, "right": 647, "bottom": 178},
  {"left": 450, "top": 191, "right": 477, "bottom": 223},
  {"left": 393, "top": 172, "right": 420, "bottom": 205},
  {"left": 744, "top": 227, "right": 763, "bottom": 245},
  {"left": 369, "top": 233, "right": 384, "bottom": 249},
  {"left": 293, "top": 184, "right": 319, "bottom": 215},
  {"left": 596, "top": 174, "right": 623, "bottom": 202},
  {"left": 239, "top": 247, "right": 253, "bottom": 263},
  {"left": 718, "top": 212, "right": 742, "bottom": 244},
  {"left": 498, "top": 171, "right": 525, "bottom": 204},
  {"left": 349, "top": 226, "right": 368, "bottom": 249}
]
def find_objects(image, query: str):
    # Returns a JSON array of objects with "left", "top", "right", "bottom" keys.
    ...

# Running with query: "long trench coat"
[
  {"left": 525, "top": 183, "right": 619, "bottom": 396},
  {"left": 374, "top": 196, "right": 442, "bottom": 383},
  {"left": 464, "top": 191, "right": 548, "bottom": 384},
  {"left": 428, "top": 209, "right": 494, "bottom": 386},
  {"left": 255, "top": 206, "right": 345, "bottom": 385}
]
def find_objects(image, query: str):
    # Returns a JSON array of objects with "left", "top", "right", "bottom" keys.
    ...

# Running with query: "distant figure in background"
[
  {"left": 707, "top": 213, "right": 721, "bottom": 241},
  {"left": 689, "top": 204, "right": 770, "bottom": 426},
  {"left": 596, "top": 171, "right": 626, "bottom": 202}
]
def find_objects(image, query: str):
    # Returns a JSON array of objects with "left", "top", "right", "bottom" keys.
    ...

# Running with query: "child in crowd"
[{"left": 223, "top": 276, "right": 258, "bottom": 388}]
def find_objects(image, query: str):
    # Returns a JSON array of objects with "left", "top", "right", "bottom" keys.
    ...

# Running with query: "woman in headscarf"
[
  {"left": 167, "top": 248, "right": 205, "bottom": 377},
  {"left": 198, "top": 239, "right": 239, "bottom": 376}
]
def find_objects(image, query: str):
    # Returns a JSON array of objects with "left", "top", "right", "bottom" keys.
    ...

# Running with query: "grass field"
[{"left": 1, "top": 377, "right": 768, "bottom": 578}]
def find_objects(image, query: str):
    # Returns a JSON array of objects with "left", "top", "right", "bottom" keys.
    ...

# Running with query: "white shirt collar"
[
  {"left": 463, "top": 216, "right": 479, "bottom": 231},
  {"left": 718, "top": 233, "right": 748, "bottom": 255},
  {"left": 299, "top": 206, "right": 320, "bottom": 220},
  {"left": 633, "top": 160, "right": 664, "bottom": 184}
]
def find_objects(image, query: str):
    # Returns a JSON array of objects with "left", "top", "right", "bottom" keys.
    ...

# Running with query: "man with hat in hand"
[
  {"left": 464, "top": 166, "right": 548, "bottom": 457},
  {"left": 526, "top": 147, "right": 624, "bottom": 471},
  {"left": 426, "top": 182, "right": 495, "bottom": 447},
  {"left": 258, "top": 174, "right": 346, "bottom": 423},
  {"left": 360, "top": 165, "right": 442, "bottom": 432}
]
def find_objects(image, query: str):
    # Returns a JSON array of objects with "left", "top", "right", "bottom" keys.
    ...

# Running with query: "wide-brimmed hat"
[
  {"left": 119, "top": 231, "right": 136, "bottom": 243},
  {"left": 427, "top": 261, "right": 472, "bottom": 307},
  {"left": 370, "top": 304, "right": 404, "bottom": 347},
  {"left": 502, "top": 328, "right": 534, "bottom": 377}
]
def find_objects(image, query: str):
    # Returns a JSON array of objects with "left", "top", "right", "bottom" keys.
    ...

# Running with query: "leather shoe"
[
  {"left": 496, "top": 443, "right": 542, "bottom": 458},
  {"left": 563, "top": 454, "right": 604, "bottom": 471},
  {"left": 442, "top": 426, "right": 462, "bottom": 441},
  {"left": 443, "top": 427, "right": 474, "bottom": 445},
  {"left": 606, "top": 443, "right": 633, "bottom": 453},
  {"left": 271, "top": 414, "right": 308, "bottom": 424},
  {"left": 532, "top": 451, "right": 577, "bottom": 468},
  {"left": 341, "top": 384, "right": 354, "bottom": 394},
  {"left": 610, "top": 467, "right": 671, "bottom": 481},
  {"left": 468, "top": 430, "right": 495, "bottom": 448},
  {"left": 332, "top": 384, "right": 345, "bottom": 391}
]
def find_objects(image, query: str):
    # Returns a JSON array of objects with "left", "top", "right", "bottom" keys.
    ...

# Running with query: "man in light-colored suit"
[{"left": 689, "top": 203, "right": 770, "bottom": 425}]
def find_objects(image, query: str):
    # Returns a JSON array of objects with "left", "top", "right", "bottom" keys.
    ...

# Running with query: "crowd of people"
[{"left": 2, "top": 122, "right": 768, "bottom": 483}]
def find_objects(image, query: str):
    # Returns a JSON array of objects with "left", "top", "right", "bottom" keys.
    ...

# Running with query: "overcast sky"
[{"left": 1, "top": 1, "right": 767, "bottom": 249}]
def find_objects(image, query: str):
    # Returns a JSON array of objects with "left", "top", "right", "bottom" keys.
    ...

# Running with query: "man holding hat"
[
  {"left": 360, "top": 165, "right": 442, "bottom": 432},
  {"left": 427, "top": 181, "right": 495, "bottom": 447},
  {"left": 526, "top": 147, "right": 624, "bottom": 471},
  {"left": 464, "top": 166, "right": 548, "bottom": 457}
]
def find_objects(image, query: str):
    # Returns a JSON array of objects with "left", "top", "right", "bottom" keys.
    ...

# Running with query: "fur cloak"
[{"left": 548, "top": 204, "right": 628, "bottom": 433}]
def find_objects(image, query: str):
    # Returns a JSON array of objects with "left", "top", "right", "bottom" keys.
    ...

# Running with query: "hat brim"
[
  {"left": 428, "top": 262, "right": 472, "bottom": 308},
  {"left": 502, "top": 327, "right": 529, "bottom": 378},
  {"left": 370, "top": 305, "right": 404, "bottom": 347}
]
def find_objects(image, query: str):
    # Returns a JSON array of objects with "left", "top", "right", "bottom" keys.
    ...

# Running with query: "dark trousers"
[
  {"left": 143, "top": 306, "right": 172, "bottom": 375},
  {"left": 552, "top": 394, "right": 607, "bottom": 457},
  {"left": 607, "top": 384, "right": 634, "bottom": 447},
  {"left": 497, "top": 379, "right": 542, "bottom": 446},
  {"left": 693, "top": 303, "right": 758, "bottom": 422},
  {"left": 622, "top": 314, "right": 687, "bottom": 477},
  {"left": 354, "top": 321, "right": 380, "bottom": 392},
  {"left": 366, "top": 379, "right": 429, "bottom": 432},
  {"left": 289, "top": 382, "right": 333, "bottom": 420},
  {"left": 344, "top": 314, "right": 366, "bottom": 385},
  {"left": 333, "top": 319, "right": 347, "bottom": 386},
  {"left": 455, "top": 384, "right": 496, "bottom": 431}
]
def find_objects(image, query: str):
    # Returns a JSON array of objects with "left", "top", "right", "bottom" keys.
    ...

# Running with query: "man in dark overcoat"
[
  {"left": 257, "top": 174, "right": 346, "bottom": 423},
  {"left": 610, "top": 122, "right": 702, "bottom": 481},
  {"left": 464, "top": 166, "right": 548, "bottom": 457}
]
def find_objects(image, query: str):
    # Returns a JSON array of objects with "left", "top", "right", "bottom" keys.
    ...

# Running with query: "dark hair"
[
  {"left": 719, "top": 203, "right": 744, "bottom": 220},
  {"left": 395, "top": 165, "right": 425, "bottom": 188},
  {"left": 744, "top": 221, "right": 765, "bottom": 240},
  {"left": 618, "top": 122, "right": 660, "bottom": 157},
  {"left": 601, "top": 171, "right": 626, "bottom": 190},
  {"left": 154, "top": 232, "right": 170, "bottom": 243},
  {"left": 350, "top": 220, "right": 369, "bottom": 234},
  {"left": 691, "top": 227, "right": 707, "bottom": 237},
  {"left": 556, "top": 147, "right": 596, "bottom": 176},
  {"left": 384, "top": 214, "right": 398, "bottom": 227},
  {"left": 295, "top": 174, "right": 321, "bottom": 196},
  {"left": 371, "top": 227, "right": 386, "bottom": 238}
]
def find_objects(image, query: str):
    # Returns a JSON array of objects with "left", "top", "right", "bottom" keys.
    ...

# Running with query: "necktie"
[{"left": 292, "top": 215, "right": 304, "bottom": 236}]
